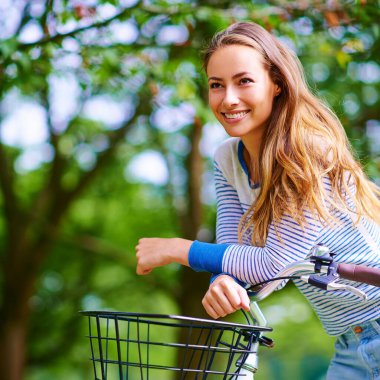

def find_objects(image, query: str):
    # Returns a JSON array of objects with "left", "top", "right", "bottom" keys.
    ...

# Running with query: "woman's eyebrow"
[
  {"left": 208, "top": 72, "right": 254, "bottom": 81},
  {"left": 207, "top": 76, "right": 222, "bottom": 82}
]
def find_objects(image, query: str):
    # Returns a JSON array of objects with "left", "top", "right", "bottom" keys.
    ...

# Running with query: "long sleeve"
[
  {"left": 214, "top": 163, "right": 245, "bottom": 244},
  {"left": 189, "top": 160, "right": 323, "bottom": 285},
  {"left": 208, "top": 162, "right": 248, "bottom": 287}
]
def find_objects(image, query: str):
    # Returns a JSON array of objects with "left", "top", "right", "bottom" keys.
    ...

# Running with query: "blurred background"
[{"left": 0, "top": 0, "right": 379, "bottom": 379}]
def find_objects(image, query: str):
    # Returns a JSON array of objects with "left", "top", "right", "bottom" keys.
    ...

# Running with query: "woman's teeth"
[{"left": 224, "top": 111, "right": 249, "bottom": 119}]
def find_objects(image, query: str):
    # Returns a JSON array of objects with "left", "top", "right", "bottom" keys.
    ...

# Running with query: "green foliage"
[{"left": 0, "top": 1, "right": 379, "bottom": 379}]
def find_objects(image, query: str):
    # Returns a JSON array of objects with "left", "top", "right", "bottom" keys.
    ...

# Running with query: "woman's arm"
[
  {"left": 189, "top": 162, "right": 323, "bottom": 284},
  {"left": 136, "top": 162, "right": 323, "bottom": 284},
  {"left": 214, "top": 163, "right": 245, "bottom": 244},
  {"left": 135, "top": 162, "right": 244, "bottom": 276}
]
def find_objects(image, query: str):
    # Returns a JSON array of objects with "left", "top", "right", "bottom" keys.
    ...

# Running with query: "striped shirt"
[{"left": 189, "top": 137, "right": 380, "bottom": 336}]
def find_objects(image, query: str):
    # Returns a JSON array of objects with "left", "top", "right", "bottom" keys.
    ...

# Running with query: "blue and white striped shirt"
[{"left": 189, "top": 137, "right": 380, "bottom": 336}]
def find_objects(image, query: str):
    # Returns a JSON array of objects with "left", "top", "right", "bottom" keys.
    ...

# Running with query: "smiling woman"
[{"left": 135, "top": 21, "right": 380, "bottom": 380}]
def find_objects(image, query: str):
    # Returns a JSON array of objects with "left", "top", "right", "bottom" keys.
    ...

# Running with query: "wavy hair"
[{"left": 203, "top": 22, "right": 380, "bottom": 246}]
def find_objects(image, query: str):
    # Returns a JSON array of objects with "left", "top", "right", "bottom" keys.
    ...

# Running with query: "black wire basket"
[{"left": 80, "top": 311, "right": 271, "bottom": 380}]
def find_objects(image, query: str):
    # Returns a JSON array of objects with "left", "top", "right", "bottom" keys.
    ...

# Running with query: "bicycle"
[{"left": 81, "top": 244, "right": 380, "bottom": 379}]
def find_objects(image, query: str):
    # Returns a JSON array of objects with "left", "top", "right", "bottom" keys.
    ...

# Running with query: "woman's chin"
[{"left": 222, "top": 127, "right": 248, "bottom": 138}]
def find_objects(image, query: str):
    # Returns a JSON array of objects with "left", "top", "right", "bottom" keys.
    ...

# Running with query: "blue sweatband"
[{"left": 188, "top": 240, "right": 228, "bottom": 273}]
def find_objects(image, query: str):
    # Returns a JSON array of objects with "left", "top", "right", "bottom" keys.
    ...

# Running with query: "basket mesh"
[{"left": 81, "top": 311, "right": 269, "bottom": 380}]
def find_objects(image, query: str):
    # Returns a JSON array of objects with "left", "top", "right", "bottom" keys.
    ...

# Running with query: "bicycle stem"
[
  {"left": 248, "top": 302, "right": 268, "bottom": 327},
  {"left": 231, "top": 303, "right": 269, "bottom": 379}
]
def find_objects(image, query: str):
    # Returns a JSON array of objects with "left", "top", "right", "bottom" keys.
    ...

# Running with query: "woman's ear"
[{"left": 275, "top": 85, "right": 282, "bottom": 97}]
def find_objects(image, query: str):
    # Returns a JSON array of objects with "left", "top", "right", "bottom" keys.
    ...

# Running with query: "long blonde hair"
[{"left": 204, "top": 22, "right": 380, "bottom": 246}]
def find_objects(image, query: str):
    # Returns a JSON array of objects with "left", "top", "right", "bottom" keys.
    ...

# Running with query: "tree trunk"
[
  {"left": 0, "top": 241, "right": 42, "bottom": 380},
  {"left": 174, "top": 117, "right": 217, "bottom": 378},
  {"left": 0, "top": 317, "right": 28, "bottom": 380},
  {"left": 178, "top": 116, "right": 207, "bottom": 316},
  {"left": 0, "top": 268, "right": 32, "bottom": 380}
]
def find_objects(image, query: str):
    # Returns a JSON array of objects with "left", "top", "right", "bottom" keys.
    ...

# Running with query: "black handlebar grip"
[{"left": 337, "top": 263, "right": 380, "bottom": 287}]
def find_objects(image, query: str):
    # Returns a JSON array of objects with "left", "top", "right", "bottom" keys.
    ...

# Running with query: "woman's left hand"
[
  {"left": 202, "top": 275, "right": 250, "bottom": 319},
  {"left": 135, "top": 237, "right": 192, "bottom": 275}
]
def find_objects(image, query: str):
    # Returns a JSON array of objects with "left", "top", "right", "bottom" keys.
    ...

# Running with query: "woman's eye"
[
  {"left": 209, "top": 82, "right": 222, "bottom": 89},
  {"left": 240, "top": 78, "right": 253, "bottom": 85}
]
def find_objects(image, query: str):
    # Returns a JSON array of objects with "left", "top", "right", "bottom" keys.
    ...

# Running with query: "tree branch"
[
  {"left": 62, "top": 233, "right": 135, "bottom": 267},
  {"left": 13, "top": 0, "right": 32, "bottom": 36},
  {"left": 40, "top": 0, "right": 54, "bottom": 35},
  {"left": 49, "top": 88, "right": 153, "bottom": 222},
  {"left": 16, "top": 2, "right": 197, "bottom": 51},
  {"left": 18, "top": 7, "right": 135, "bottom": 50},
  {"left": 0, "top": 142, "right": 20, "bottom": 243},
  {"left": 27, "top": 82, "right": 66, "bottom": 221},
  {"left": 148, "top": 115, "right": 183, "bottom": 235},
  {"left": 62, "top": 116, "right": 137, "bottom": 206},
  {"left": 60, "top": 233, "right": 175, "bottom": 293},
  {"left": 182, "top": 117, "right": 204, "bottom": 240},
  {"left": 17, "top": 90, "right": 152, "bottom": 306}
]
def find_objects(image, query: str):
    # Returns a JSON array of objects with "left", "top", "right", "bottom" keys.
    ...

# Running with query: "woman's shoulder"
[
  {"left": 214, "top": 137, "right": 240, "bottom": 163},
  {"left": 213, "top": 138, "right": 243, "bottom": 187}
]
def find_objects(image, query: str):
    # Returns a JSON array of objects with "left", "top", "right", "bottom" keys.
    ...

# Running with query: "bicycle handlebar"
[
  {"left": 250, "top": 260, "right": 380, "bottom": 302},
  {"left": 338, "top": 263, "right": 380, "bottom": 287},
  {"left": 249, "top": 261, "right": 321, "bottom": 302},
  {"left": 242, "top": 246, "right": 380, "bottom": 378}
]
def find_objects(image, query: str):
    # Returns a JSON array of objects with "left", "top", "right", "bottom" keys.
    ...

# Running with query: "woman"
[{"left": 135, "top": 22, "right": 380, "bottom": 379}]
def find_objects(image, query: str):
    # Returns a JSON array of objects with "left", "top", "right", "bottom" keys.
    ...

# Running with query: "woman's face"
[{"left": 207, "top": 44, "right": 280, "bottom": 147}]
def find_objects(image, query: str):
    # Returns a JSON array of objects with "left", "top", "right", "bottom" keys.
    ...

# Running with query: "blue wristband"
[{"left": 188, "top": 240, "right": 228, "bottom": 273}]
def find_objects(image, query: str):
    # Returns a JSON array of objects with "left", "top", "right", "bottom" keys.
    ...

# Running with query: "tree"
[{"left": 0, "top": 1, "right": 379, "bottom": 379}]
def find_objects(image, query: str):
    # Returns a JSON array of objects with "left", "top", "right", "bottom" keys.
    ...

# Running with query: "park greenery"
[{"left": 0, "top": 0, "right": 379, "bottom": 379}]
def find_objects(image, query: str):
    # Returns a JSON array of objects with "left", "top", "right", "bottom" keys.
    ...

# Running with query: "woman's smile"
[{"left": 222, "top": 110, "right": 250, "bottom": 123}]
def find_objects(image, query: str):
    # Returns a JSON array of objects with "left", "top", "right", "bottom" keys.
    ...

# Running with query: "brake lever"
[
  {"left": 326, "top": 282, "right": 368, "bottom": 301},
  {"left": 300, "top": 275, "right": 368, "bottom": 301}
]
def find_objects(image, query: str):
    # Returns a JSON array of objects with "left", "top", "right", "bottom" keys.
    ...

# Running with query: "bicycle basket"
[{"left": 81, "top": 311, "right": 271, "bottom": 380}]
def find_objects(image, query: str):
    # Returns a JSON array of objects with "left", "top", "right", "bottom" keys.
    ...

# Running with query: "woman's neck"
[{"left": 241, "top": 138, "right": 261, "bottom": 183}]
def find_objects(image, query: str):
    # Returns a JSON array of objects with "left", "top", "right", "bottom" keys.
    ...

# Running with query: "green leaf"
[
  {"left": 0, "top": 37, "right": 19, "bottom": 60},
  {"left": 336, "top": 50, "right": 352, "bottom": 68}
]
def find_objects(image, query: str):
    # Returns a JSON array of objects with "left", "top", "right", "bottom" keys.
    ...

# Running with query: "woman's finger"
[
  {"left": 223, "top": 285, "right": 244, "bottom": 309},
  {"left": 204, "top": 293, "right": 228, "bottom": 317},
  {"left": 202, "top": 298, "right": 220, "bottom": 319},
  {"left": 203, "top": 286, "right": 240, "bottom": 317},
  {"left": 237, "top": 286, "right": 251, "bottom": 311}
]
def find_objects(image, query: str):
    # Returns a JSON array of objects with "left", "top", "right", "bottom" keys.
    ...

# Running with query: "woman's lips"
[{"left": 221, "top": 110, "right": 250, "bottom": 123}]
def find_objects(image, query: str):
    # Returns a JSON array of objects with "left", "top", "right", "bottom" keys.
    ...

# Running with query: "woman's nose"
[{"left": 222, "top": 87, "right": 239, "bottom": 108}]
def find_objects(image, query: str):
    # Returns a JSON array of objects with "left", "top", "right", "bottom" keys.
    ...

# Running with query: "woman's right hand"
[
  {"left": 202, "top": 275, "right": 250, "bottom": 319},
  {"left": 135, "top": 237, "right": 192, "bottom": 275}
]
